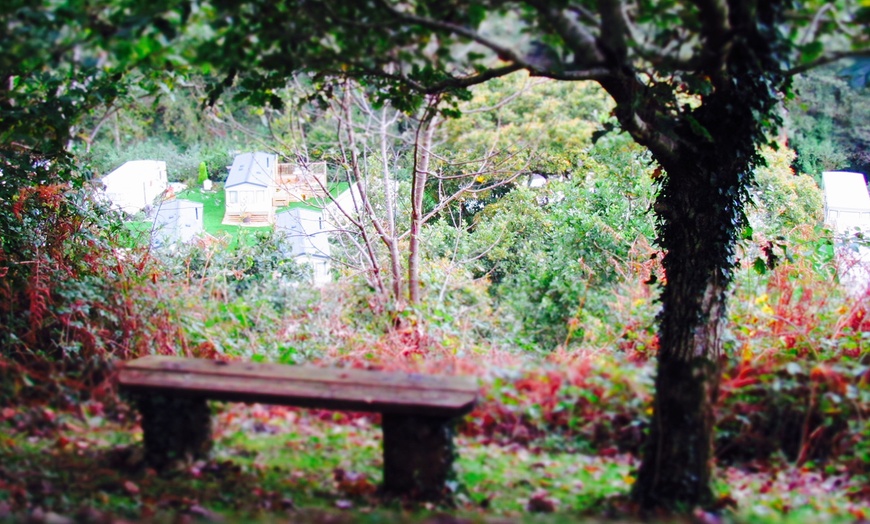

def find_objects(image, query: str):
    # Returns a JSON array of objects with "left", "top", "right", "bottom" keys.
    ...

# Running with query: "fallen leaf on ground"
[{"left": 526, "top": 489, "right": 557, "bottom": 513}]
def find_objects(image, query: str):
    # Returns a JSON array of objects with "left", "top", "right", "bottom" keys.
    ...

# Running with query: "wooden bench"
[{"left": 118, "top": 355, "right": 478, "bottom": 501}]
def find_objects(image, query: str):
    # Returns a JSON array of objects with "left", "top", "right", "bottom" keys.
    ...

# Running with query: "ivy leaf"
[
  {"left": 685, "top": 115, "right": 714, "bottom": 143},
  {"left": 799, "top": 41, "right": 825, "bottom": 64}
]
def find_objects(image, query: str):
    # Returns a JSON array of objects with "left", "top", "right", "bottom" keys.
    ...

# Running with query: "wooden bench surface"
[{"left": 118, "top": 356, "right": 478, "bottom": 418}]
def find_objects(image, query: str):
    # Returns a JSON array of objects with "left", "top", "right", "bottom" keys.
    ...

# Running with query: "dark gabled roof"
[{"left": 225, "top": 152, "right": 276, "bottom": 188}]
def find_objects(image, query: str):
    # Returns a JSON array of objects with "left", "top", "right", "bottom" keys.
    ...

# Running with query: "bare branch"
[
  {"left": 798, "top": 3, "right": 836, "bottom": 45},
  {"left": 334, "top": 83, "right": 388, "bottom": 294},
  {"left": 567, "top": 5, "right": 599, "bottom": 25},
  {"left": 462, "top": 77, "right": 549, "bottom": 114}
]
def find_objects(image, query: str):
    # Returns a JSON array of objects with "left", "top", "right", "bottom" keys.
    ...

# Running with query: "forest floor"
[{"left": 0, "top": 397, "right": 864, "bottom": 524}]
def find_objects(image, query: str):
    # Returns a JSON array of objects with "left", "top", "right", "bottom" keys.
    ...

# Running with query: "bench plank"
[
  {"left": 122, "top": 355, "right": 476, "bottom": 391},
  {"left": 119, "top": 356, "right": 478, "bottom": 417}
]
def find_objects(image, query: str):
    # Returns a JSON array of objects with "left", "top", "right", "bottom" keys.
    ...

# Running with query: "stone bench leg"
[
  {"left": 134, "top": 394, "right": 212, "bottom": 471},
  {"left": 381, "top": 414, "right": 456, "bottom": 501}
]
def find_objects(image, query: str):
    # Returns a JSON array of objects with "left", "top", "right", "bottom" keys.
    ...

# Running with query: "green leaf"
[
  {"left": 685, "top": 114, "right": 714, "bottom": 143},
  {"left": 800, "top": 41, "right": 824, "bottom": 63},
  {"left": 752, "top": 257, "right": 768, "bottom": 275}
]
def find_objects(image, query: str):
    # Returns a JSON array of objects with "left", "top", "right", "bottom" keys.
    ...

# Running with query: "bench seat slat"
[
  {"left": 119, "top": 356, "right": 478, "bottom": 417},
  {"left": 123, "top": 356, "right": 476, "bottom": 392}
]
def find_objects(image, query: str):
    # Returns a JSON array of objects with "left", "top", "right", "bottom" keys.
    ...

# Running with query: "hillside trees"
[
  {"left": 78, "top": 75, "right": 271, "bottom": 182},
  {"left": 315, "top": 79, "right": 533, "bottom": 309},
  {"left": 147, "top": 0, "right": 869, "bottom": 510},
  {"left": 786, "top": 67, "right": 870, "bottom": 178},
  {"left": 424, "top": 129, "right": 658, "bottom": 349}
]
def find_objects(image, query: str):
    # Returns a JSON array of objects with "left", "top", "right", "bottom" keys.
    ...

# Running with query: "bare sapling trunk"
[
  {"left": 336, "top": 86, "right": 387, "bottom": 296},
  {"left": 378, "top": 105, "right": 404, "bottom": 302},
  {"left": 408, "top": 108, "right": 439, "bottom": 305}
]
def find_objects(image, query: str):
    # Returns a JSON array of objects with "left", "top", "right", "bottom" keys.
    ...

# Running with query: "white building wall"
[
  {"left": 225, "top": 182, "right": 272, "bottom": 215},
  {"left": 295, "top": 253, "right": 332, "bottom": 286},
  {"left": 102, "top": 160, "right": 168, "bottom": 214},
  {"left": 276, "top": 208, "right": 334, "bottom": 285},
  {"left": 225, "top": 152, "right": 276, "bottom": 217},
  {"left": 823, "top": 171, "right": 870, "bottom": 235},
  {"left": 822, "top": 171, "right": 870, "bottom": 293},
  {"left": 276, "top": 208, "right": 331, "bottom": 257}
]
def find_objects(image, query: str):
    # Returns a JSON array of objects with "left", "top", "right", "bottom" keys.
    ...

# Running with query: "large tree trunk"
[
  {"left": 631, "top": 142, "right": 745, "bottom": 509},
  {"left": 632, "top": 275, "right": 725, "bottom": 508}
]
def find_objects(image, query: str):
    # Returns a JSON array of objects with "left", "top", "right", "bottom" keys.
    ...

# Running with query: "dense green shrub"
[
  {"left": 146, "top": 231, "right": 310, "bottom": 360},
  {"left": 0, "top": 184, "right": 181, "bottom": 401},
  {"left": 787, "top": 69, "right": 870, "bottom": 178},
  {"left": 749, "top": 145, "right": 824, "bottom": 238},
  {"left": 423, "top": 132, "right": 658, "bottom": 350}
]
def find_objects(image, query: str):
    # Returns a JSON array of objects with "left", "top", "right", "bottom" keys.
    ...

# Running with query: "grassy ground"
[
  {"left": 167, "top": 182, "right": 351, "bottom": 248},
  {"left": 176, "top": 188, "right": 270, "bottom": 245},
  {"left": 0, "top": 401, "right": 864, "bottom": 524}
]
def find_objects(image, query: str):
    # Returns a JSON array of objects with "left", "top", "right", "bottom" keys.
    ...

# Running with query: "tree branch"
[
  {"left": 377, "top": 1, "right": 527, "bottom": 65},
  {"left": 798, "top": 3, "right": 836, "bottom": 45},
  {"left": 348, "top": 63, "right": 526, "bottom": 95},
  {"left": 690, "top": 0, "right": 732, "bottom": 78},
  {"left": 526, "top": 1, "right": 606, "bottom": 66},
  {"left": 596, "top": 0, "right": 629, "bottom": 62},
  {"left": 787, "top": 48, "right": 870, "bottom": 76}
]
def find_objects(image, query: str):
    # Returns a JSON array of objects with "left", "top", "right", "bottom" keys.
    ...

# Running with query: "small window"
[{"left": 229, "top": 191, "right": 238, "bottom": 204}]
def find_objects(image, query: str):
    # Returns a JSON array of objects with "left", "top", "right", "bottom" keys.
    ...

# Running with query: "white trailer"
[
  {"left": 822, "top": 171, "right": 870, "bottom": 235},
  {"left": 822, "top": 171, "right": 870, "bottom": 293},
  {"left": 102, "top": 160, "right": 168, "bottom": 215}
]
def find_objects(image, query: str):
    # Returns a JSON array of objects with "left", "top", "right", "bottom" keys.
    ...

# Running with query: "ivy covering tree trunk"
[{"left": 593, "top": 3, "right": 796, "bottom": 507}]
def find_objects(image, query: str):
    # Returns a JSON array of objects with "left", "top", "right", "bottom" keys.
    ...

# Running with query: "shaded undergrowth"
[{"left": 1, "top": 399, "right": 866, "bottom": 524}]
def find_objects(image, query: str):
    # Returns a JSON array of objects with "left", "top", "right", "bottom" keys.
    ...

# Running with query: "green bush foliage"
[
  {"left": 787, "top": 68, "right": 870, "bottom": 177},
  {"left": 423, "top": 132, "right": 657, "bottom": 350},
  {"left": 0, "top": 184, "right": 179, "bottom": 401}
]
